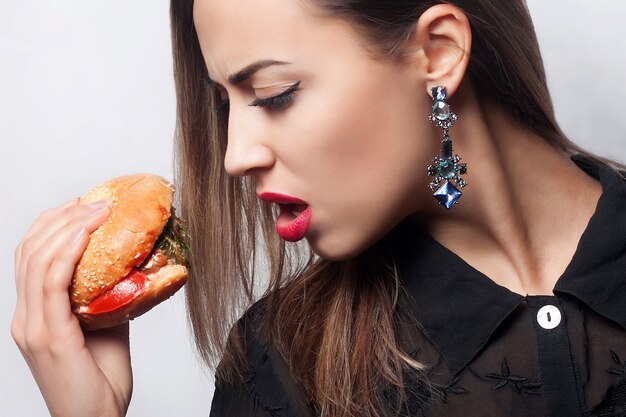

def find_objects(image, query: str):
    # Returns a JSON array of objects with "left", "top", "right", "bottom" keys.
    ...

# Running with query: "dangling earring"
[{"left": 427, "top": 86, "right": 468, "bottom": 209}]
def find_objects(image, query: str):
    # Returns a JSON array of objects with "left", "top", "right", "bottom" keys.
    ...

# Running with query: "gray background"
[{"left": 1, "top": 1, "right": 624, "bottom": 416}]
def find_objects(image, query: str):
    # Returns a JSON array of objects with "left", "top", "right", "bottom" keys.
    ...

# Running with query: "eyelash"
[
  {"left": 249, "top": 81, "right": 301, "bottom": 110},
  {"left": 204, "top": 79, "right": 301, "bottom": 111}
]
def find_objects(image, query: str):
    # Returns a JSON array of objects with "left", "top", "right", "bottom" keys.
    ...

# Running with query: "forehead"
[{"left": 192, "top": 0, "right": 368, "bottom": 82}]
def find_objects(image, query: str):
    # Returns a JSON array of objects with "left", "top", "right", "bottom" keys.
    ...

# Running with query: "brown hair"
[{"left": 170, "top": 1, "right": 622, "bottom": 416}]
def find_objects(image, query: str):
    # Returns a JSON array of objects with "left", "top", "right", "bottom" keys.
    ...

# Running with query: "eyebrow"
[{"left": 224, "top": 59, "right": 291, "bottom": 86}]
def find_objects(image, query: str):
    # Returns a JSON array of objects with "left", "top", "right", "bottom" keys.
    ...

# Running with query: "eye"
[{"left": 249, "top": 81, "right": 301, "bottom": 111}]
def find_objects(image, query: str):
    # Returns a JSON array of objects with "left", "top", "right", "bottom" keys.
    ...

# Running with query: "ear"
[{"left": 409, "top": 4, "right": 472, "bottom": 98}]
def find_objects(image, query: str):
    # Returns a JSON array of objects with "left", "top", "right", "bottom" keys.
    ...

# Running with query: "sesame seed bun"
[
  {"left": 70, "top": 174, "right": 187, "bottom": 329},
  {"left": 76, "top": 264, "right": 188, "bottom": 331}
]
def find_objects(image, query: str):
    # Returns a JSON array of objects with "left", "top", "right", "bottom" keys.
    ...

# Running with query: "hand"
[{"left": 12, "top": 198, "right": 133, "bottom": 417}]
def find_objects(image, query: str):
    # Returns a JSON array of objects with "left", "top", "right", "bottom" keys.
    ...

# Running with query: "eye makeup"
[
  {"left": 203, "top": 77, "right": 301, "bottom": 111},
  {"left": 249, "top": 81, "right": 301, "bottom": 110}
]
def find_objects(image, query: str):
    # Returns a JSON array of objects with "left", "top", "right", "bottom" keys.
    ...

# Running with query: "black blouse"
[{"left": 209, "top": 158, "right": 626, "bottom": 417}]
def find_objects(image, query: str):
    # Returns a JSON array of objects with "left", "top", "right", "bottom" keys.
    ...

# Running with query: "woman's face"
[{"left": 194, "top": 0, "right": 437, "bottom": 260}]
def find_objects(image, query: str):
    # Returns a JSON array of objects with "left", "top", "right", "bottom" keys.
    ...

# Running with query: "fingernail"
[{"left": 72, "top": 227, "right": 87, "bottom": 244}]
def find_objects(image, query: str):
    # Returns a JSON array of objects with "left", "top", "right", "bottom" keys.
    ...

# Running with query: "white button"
[{"left": 537, "top": 305, "right": 562, "bottom": 329}]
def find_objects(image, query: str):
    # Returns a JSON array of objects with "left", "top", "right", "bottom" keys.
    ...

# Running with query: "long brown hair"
[{"left": 170, "top": 1, "right": 622, "bottom": 416}]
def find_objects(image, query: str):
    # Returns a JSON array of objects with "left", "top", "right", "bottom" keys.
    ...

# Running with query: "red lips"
[{"left": 259, "top": 192, "right": 312, "bottom": 242}]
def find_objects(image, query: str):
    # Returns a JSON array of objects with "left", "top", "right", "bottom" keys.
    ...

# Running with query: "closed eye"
[{"left": 249, "top": 81, "right": 301, "bottom": 110}]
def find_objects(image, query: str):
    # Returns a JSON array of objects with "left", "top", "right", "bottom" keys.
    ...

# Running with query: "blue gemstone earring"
[{"left": 427, "top": 86, "right": 468, "bottom": 209}]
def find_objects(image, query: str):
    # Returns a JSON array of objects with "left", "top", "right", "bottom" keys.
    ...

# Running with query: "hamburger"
[{"left": 70, "top": 174, "right": 189, "bottom": 330}]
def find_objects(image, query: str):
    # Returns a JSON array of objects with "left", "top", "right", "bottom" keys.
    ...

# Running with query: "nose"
[{"left": 223, "top": 111, "right": 276, "bottom": 177}]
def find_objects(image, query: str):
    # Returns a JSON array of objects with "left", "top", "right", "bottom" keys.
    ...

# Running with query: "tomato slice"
[{"left": 86, "top": 269, "right": 149, "bottom": 314}]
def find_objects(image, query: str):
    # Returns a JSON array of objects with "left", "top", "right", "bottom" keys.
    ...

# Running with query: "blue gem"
[
  {"left": 432, "top": 86, "right": 447, "bottom": 101},
  {"left": 433, "top": 101, "right": 451, "bottom": 121},
  {"left": 438, "top": 158, "right": 456, "bottom": 179},
  {"left": 433, "top": 181, "right": 462, "bottom": 209}
]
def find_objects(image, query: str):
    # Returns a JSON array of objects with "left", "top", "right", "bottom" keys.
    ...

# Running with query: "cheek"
[
  {"left": 294, "top": 77, "right": 426, "bottom": 204},
  {"left": 284, "top": 79, "right": 429, "bottom": 259}
]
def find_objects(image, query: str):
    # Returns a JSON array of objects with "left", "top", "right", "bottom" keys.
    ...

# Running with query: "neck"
[{"left": 414, "top": 85, "right": 603, "bottom": 296}]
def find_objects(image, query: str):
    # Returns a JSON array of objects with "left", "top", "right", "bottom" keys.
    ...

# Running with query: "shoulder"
[
  {"left": 211, "top": 297, "right": 314, "bottom": 417},
  {"left": 214, "top": 297, "right": 270, "bottom": 385}
]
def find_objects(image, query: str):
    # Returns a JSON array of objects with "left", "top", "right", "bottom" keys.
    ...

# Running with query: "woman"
[{"left": 12, "top": 0, "right": 626, "bottom": 416}]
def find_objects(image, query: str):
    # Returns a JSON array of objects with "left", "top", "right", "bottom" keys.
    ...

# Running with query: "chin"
[{"left": 306, "top": 232, "right": 371, "bottom": 262}]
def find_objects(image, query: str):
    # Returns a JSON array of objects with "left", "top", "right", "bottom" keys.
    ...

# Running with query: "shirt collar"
[
  {"left": 389, "top": 157, "right": 626, "bottom": 375},
  {"left": 555, "top": 157, "right": 626, "bottom": 330}
]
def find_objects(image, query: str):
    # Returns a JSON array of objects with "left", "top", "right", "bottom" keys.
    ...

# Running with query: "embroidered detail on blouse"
[
  {"left": 591, "top": 350, "right": 626, "bottom": 417},
  {"left": 607, "top": 350, "right": 626, "bottom": 378},
  {"left": 383, "top": 351, "right": 433, "bottom": 417},
  {"left": 382, "top": 352, "right": 470, "bottom": 414},
  {"left": 244, "top": 350, "right": 285, "bottom": 417},
  {"left": 590, "top": 380, "right": 626, "bottom": 417},
  {"left": 468, "top": 358, "right": 543, "bottom": 395},
  {"left": 438, "top": 375, "right": 468, "bottom": 403}
]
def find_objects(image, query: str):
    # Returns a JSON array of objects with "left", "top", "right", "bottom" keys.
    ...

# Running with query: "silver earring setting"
[{"left": 427, "top": 86, "right": 467, "bottom": 209}]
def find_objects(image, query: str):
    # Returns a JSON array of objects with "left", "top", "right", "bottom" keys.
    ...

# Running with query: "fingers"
[
  {"left": 11, "top": 198, "right": 134, "bottom": 417},
  {"left": 20, "top": 199, "right": 109, "bottom": 277},
  {"left": 14, "top": 198, "right": 80, "bottom": 275},
  {"left": 25, "top": 197, "right": 81, "bottom": 240},
  {"left": 14, "top": 197, "right": 90, "bottom": 292},
  {"left": 13, "top": 201, "right": 111, "bottom": 354},
  {"left": 14, "top": 198, "right": 78, "bottom": 286},
  {"left": 42, "top": 227, "right": 91, "bottom": 338}
]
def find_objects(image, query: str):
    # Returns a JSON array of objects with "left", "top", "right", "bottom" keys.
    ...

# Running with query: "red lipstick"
[{"left": 259, "top": 192, "right": 312, "bottom": 242}]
